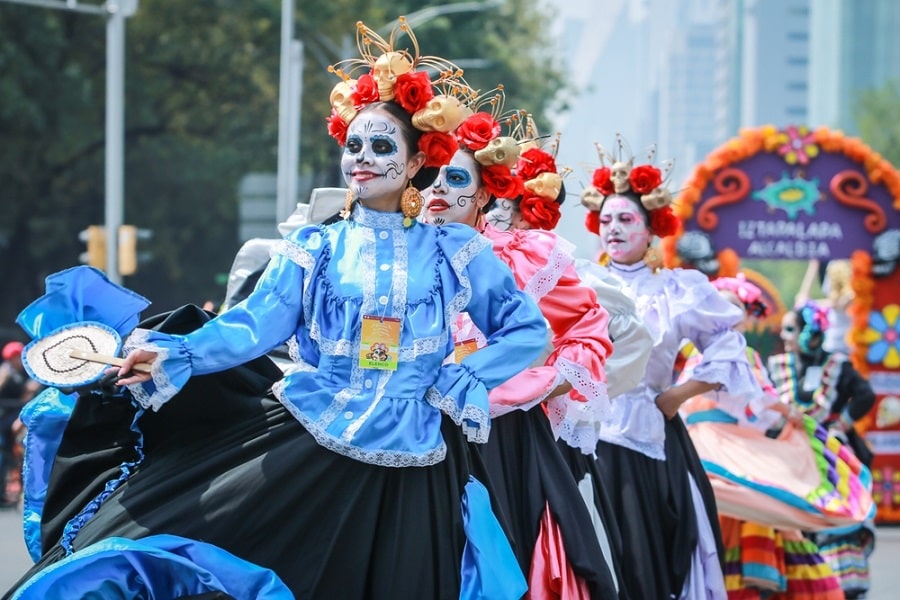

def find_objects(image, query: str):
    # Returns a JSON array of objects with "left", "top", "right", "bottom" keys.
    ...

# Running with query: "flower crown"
[
  {"left": 712, "top": 273, "right": 770, "bottom": 317},
  {"left": 796, "top": 300, "right": 830, "bottom": 355},
  {"left": 507, "top": 116, "right": 570, "bottom": 230},
  {"left": 581, "top": 135, "right": 680, "bottom": 238},
  {"left": 326, "top": 17, "right": 477, "bottom": 169},
  {"left": 452, "top": 90, "right": 526, "bottom": 201}
]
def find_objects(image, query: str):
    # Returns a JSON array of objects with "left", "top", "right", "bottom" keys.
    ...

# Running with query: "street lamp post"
[{"left": 0, "top": 0, "right": 139, "bottom": 283}]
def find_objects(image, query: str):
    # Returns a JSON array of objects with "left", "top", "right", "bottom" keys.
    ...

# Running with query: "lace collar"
[
  {"left": 608, "top": 260, "right": 649, "bottom": 275},
  {"left": 353, "top": 202, "right": 409, "bottom": 230}
]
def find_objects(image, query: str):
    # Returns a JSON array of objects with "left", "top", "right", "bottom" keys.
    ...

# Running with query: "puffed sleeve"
[
  {"left": 488, "top": 233, "right": 614, "bottom": 453},
  {"left": 122, "top": 226, "right": 322, "bottom": 411},
  {"left": 425, "top": 226, "right": 547, "bottom": 442},
  {"left": 575, "top": 259, "right": 653, "bottom": 398},
  {"left": 674, "top": 270, "right": 766, "bottom": 419}
]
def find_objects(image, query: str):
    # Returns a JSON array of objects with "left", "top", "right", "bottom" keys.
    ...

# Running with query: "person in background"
[{"left": 0, "top": 341, "right": 40, "bottom": 507}]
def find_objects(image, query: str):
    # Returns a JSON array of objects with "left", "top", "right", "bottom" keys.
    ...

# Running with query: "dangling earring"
[
  {"left": 341, "top": 188, "right": 354, "bottom": 220},
  {"left": 643, "top": 245, "right": 663, "bottom": 273},
  {"left": 598, "top": 252, "right": 611, "bottom": 266},
  {"left": 401, "top": 182, "right": 423, "bottom": 227}
]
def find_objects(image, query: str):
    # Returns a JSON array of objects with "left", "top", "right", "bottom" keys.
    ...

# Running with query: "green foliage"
[
  {"left": 0, "top": 0, "right": 567, "bottom": 329},
  {"left": 855, "top": 79, "right": 900, "bottom": 167}
]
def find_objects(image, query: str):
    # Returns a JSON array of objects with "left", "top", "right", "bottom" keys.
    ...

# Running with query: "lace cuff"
[
  {"left": 547, "top": 357, "right": 611, "bottom": 454},
  {"left": 122, "top": 328, "right": 192, "bottom": 411},
  {"left": 425, "top": 363, "right": 491, "bottom": 443}
]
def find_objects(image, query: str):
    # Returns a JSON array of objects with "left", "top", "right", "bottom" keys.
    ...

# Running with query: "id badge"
[
  {"left": 802, "top": 366, "right": 823, "bottom": 392},
  {"left": 359, "top": 315, "right": 401, "bottom": 370},
  {"left": 453, "top": 338, "right": 480, "bottom": 363}
]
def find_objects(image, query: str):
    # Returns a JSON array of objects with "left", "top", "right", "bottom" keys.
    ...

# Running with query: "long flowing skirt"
[{"left": 6, "top": 306, "right": 524, "bottom": 600}]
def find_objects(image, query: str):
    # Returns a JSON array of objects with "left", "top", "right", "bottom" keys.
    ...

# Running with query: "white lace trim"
[
  {"left": 445, "top": 234, "right": 492, "bottom": 323},
  {"left": 551, "top": 357, "right": 611, "bottom": 454},
  {"left": 523, "top": 235, "right": 575, "bottom": 303},
  {"left": 342, "top": 368, "right": 391, "bottom": 442},
  {"left": 353, "top": 203, "right": 408, "bottom": 230},
  {"left": 272, "top": 238, "right": 317, "bottom": 327},
  {"left": 272, "top": 380, "right": 448, "bottom": 467},
  {"left": 122, "top": 328, "right": 179, "bottom": 412},
  {"left": 424, "top": 386, "right": 490, "bottom": 443},
  {"left": 490, "top": 371, "right": 563, "bottom": 418}
]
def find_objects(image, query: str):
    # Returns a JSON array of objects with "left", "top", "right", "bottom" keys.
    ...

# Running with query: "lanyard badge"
[{"left": 360, "top": 315, "right": 401, "bottom": 370}]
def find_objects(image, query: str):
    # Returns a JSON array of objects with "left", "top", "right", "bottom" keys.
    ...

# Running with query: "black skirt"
[
  {"left": 6, "top": 306, "right": 520, "bottom": 600},
  {"left": 479, "top": 407, "right": 621, "bottom": 599},
  {"left": 592, "top": 415, "right": 724, "bottom": 600}
]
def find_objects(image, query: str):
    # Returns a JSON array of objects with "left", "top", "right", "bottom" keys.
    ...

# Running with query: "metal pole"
[
  {"left": 275, "top": 0, "right": 295, "bottom": 224},
  {"left": 105, "top": 2, "right": 125, "bottom": 283},
  {"left": 284, "top": 39, "right": 303, "bottom": 222}
]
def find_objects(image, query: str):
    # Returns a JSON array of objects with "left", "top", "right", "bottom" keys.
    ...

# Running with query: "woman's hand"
[
  {"left": 115, "top": 349, "right": 158, "bottom": 385},
  {"left": 547, "top": 380, "right": 573, "bottom": 400},
  {"left": 655, "top": 379, "right": 720, "bottom": 420}
]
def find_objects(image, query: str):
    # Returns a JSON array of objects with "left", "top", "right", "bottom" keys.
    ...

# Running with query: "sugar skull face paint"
[
  {"left": 423, "top": 150, "right": 485, "bottom": 227},
  {"left": 485, "top": 197, "right": 515, "bottom": 231},
  {"left": 598, "top": 194, "right": 651, "bottom": 265},
  {"left": 781, "top": 311, "right": 799, "bottom": 353},
  {"left": 341, "top": 111, "right": 409, "bottom": 205}
]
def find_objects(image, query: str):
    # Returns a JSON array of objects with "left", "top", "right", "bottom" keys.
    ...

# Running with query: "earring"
[
  {"left": 401, "top": 182, "right": 423, "bottom": 227},
  {"left": 341, "top": 188, "right": 354, "bottom": 220},
  {"left": 643, "top": 246, "right": 663, "bottom": 272}
]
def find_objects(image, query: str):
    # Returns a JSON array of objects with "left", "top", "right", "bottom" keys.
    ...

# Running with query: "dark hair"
[
  {"left": 358, "top": 102, "right": 437, "bottom": 189},
  {"left": 791, "top": 304, "right": 826, "bottom": 360}
]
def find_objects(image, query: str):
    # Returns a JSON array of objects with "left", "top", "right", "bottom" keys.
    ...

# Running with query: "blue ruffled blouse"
[{"left": 124, "top": 204, "right": 546, "bottom": 467}]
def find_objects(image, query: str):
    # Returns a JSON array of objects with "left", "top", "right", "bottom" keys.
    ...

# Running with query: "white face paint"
[
  {"left": 341, "top": 110, "right": 409, "bottom": 207},
  {"left": 781, "top": 312, "right": 800, "bottom": 353},
  {"left": 598, "top": 194, "right": 651, "bottom": 265},
  {"left": 422, "top": 150, "right": 484, "bottom": 227},
  {"left": 485, "top": 198, "right": 515, "bottom": 231}
]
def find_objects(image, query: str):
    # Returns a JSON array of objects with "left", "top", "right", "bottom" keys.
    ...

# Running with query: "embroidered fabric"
[
  {"left": 548, "top": 357, "right": 611, "bottom": 454},
  {"left": 123, "top": 329, "right": 180, "bottom": 412},
  {"left": 424, "top": 386, "right": 491, "bottom": 444}
]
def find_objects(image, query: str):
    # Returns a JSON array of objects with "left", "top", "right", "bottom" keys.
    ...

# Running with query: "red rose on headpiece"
[
  {"left": 326, "top": 110, "right": 348, "bottom": 146},
  {"left": 649, "top": 205, "right": 680, "bottom": 238},
  {"left": 481, "top": 164, "right": 524, "bottom": 199},
  {"left": 519, "top": 193, "right": 561, "bottom": 230},
  {"left": 591, "top": 167, "right": 615, "bottom": 196},
  {"left": 419, "top": 132, "right": 458, "bottom": 168},
  {"left": 585, "top": 210, "right": 600, "bottom": 235},
  {"left": 394, "top": 71, "right": 434, "bottom": 114},
  {"left": 516, "top": 148, "right": 557, "bottom": 181},
  {"left": 455, "top": 112, "right": 501, "bottom": 151},
  {"left": 629, "top": 164, "right": 663, "bottom": 195},
  {"left": 352, "top": 73, "right": 380, "bottom": 109}
]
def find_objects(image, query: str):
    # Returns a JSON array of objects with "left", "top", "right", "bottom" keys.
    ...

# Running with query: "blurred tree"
[
  {"left": 856, "top": 79, "right": 900, "bottom": 167},
  {"left": 0, "top": 0, "right": 566, "bottom": 327}
]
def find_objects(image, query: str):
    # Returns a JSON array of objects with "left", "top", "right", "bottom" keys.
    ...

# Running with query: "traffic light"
[
  {"left": 78, "top": 225, "right": 107, "bottom": 269},
  {"left": 118, "top": 224, "right": 138, "bottom": 276}
]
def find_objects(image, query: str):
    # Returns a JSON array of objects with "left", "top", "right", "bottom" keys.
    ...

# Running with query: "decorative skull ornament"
[
  {"left": 412, "top": 95, "right": 468, "bottom": 133},
  {"left": 610, "top": 160, "right": 632, "bottom": 194},
  {"left": 330, "top": 79, "right": 358, "bottom": 123},
  {"left": 372, "top": 51, "right": 414, "bottom": 101},
  {"left": 473, "top": 136, "right": 520, "bottom": 167},
  {"left": 525, "top": 172, "right": 563, "bottom": 200},
  {"left": 640, "top": 186, "right": 670, "bottom": 210},
  {"left": 580, "top": 186, "right": 604, "bottom": 211}
]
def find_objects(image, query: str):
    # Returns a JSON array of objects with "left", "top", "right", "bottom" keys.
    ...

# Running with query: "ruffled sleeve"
[
  {"left": 123, "top": 226, "right": 323, "bottom": 411},
  {"left": 575, "top": 259, "right": 653, "bottom": 398},
  {"left": 488, "top": 234, "right": 614, "bottom": 453},
  {"left": 425, "top": 225, "right": 546, "bottom": 442},
  {"left": 673, "top": 269, "right": 766, "bottom": 420}
]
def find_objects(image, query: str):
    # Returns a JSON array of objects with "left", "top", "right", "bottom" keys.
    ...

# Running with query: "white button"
[
  {"left": 379, "top": 231, "right": 389, "bottom": 240},
  {"left": 380, "top": 263, "right": 390, "bottom": 271},
  {"left": 365, "top": 380, "right": 373, "bottom": 389},
  {"left": 344, "top": 411, "right": 354, "bottom": 419},
  {"left": 379, "top": 296, "right": 388, "bottom": 305}
]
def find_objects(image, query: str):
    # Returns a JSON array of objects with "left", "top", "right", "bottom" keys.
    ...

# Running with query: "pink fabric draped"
[{"left": 526, "top": 503, "right": 591, "bottom": 600}]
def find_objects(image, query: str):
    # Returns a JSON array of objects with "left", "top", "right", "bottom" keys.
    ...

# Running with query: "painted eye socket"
[
  {"left": 782, "top": 325, "right": 797, "bottom": 333},
  {"left": 345, "top": 135, "right": 363, "bottom": 153},
  {"left": 599, "top": 216, "right": 612, "bottom": 225},
  {"left": 445, "top": 167, "right": 472, "bottom": 188},
  {"left": 370, "top": 135, "right": 398, "bottom": 155}
]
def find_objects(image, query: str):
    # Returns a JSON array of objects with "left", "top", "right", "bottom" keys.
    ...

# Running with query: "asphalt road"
[{"left": 0, "top": 505, "right": 897, "bottom": 597}]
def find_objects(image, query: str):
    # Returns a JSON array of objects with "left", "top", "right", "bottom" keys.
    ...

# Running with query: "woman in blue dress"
[{"left": 6, "top": 19, "right": 545, "bottom": 600}]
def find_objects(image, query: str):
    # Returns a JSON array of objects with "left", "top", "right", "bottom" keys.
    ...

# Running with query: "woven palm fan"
[{"left": 22, "top": 321, "right": 150, "bottom": 388}]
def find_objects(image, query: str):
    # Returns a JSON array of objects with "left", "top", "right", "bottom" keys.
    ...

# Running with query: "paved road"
[{"left": 0, "top": 505, "right": 898, "bottom": 596}]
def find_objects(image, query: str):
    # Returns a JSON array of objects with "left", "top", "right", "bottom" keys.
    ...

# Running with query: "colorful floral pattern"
[
  {"left": 775, "top": 125, "right": 820, "bottom": 166},
  {"left": 862, "top": 304, "right": 900, "bottom": 368}
]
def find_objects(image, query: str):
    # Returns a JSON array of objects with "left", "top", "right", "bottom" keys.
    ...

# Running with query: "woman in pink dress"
[{"left": 423, "top": 114, "right": 627, "bottom": 599}]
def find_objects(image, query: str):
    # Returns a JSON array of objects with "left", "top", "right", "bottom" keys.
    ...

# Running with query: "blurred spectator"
[{"left": 0, "top": 341, "right": 41, "bottom": 507}]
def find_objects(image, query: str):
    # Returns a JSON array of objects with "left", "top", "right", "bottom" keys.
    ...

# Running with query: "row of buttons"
[{"left": 343, "top": 379, "right": 375, "bottom": 420}]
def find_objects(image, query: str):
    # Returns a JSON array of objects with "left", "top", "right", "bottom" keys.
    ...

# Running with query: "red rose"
[
  {"left": 649, "top": 206, "right": 680, "bottom": 238},
  {"left": 394, "top": 71, "right": 434, "bottom": 114},
  {"left": 584, "top": 210, "right": 600, "bottom": 235},
  {"left": 519, "top": 193, "right": 562, "bottom": 230},
  {"left": 326, "top": 110, "right": 348, "bottom": 146},
  {"left": 419, "top": 132, "right": 458, "bottom": 168},
  {"left": 591, "top": 167, "right": 615, "bottom": 196},
  {"left": 455, "top": 112, "right": 501, "bottom": 151},
  {"left": 516, "top": 148, "right": 557, "bottom": 181},
  {"left": 352, "top": 73, "right": 380, "bottom": 109},
  {"left": 481, "top": 165, "right": 524, "bottom": 199},
  {"left": 629, "top": 164, "right": 662, "bottom": 195}
]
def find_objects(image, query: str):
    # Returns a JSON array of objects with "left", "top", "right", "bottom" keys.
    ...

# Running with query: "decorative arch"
[{"left": 664, "top": 124, "right": 900, "bottom": 522}]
